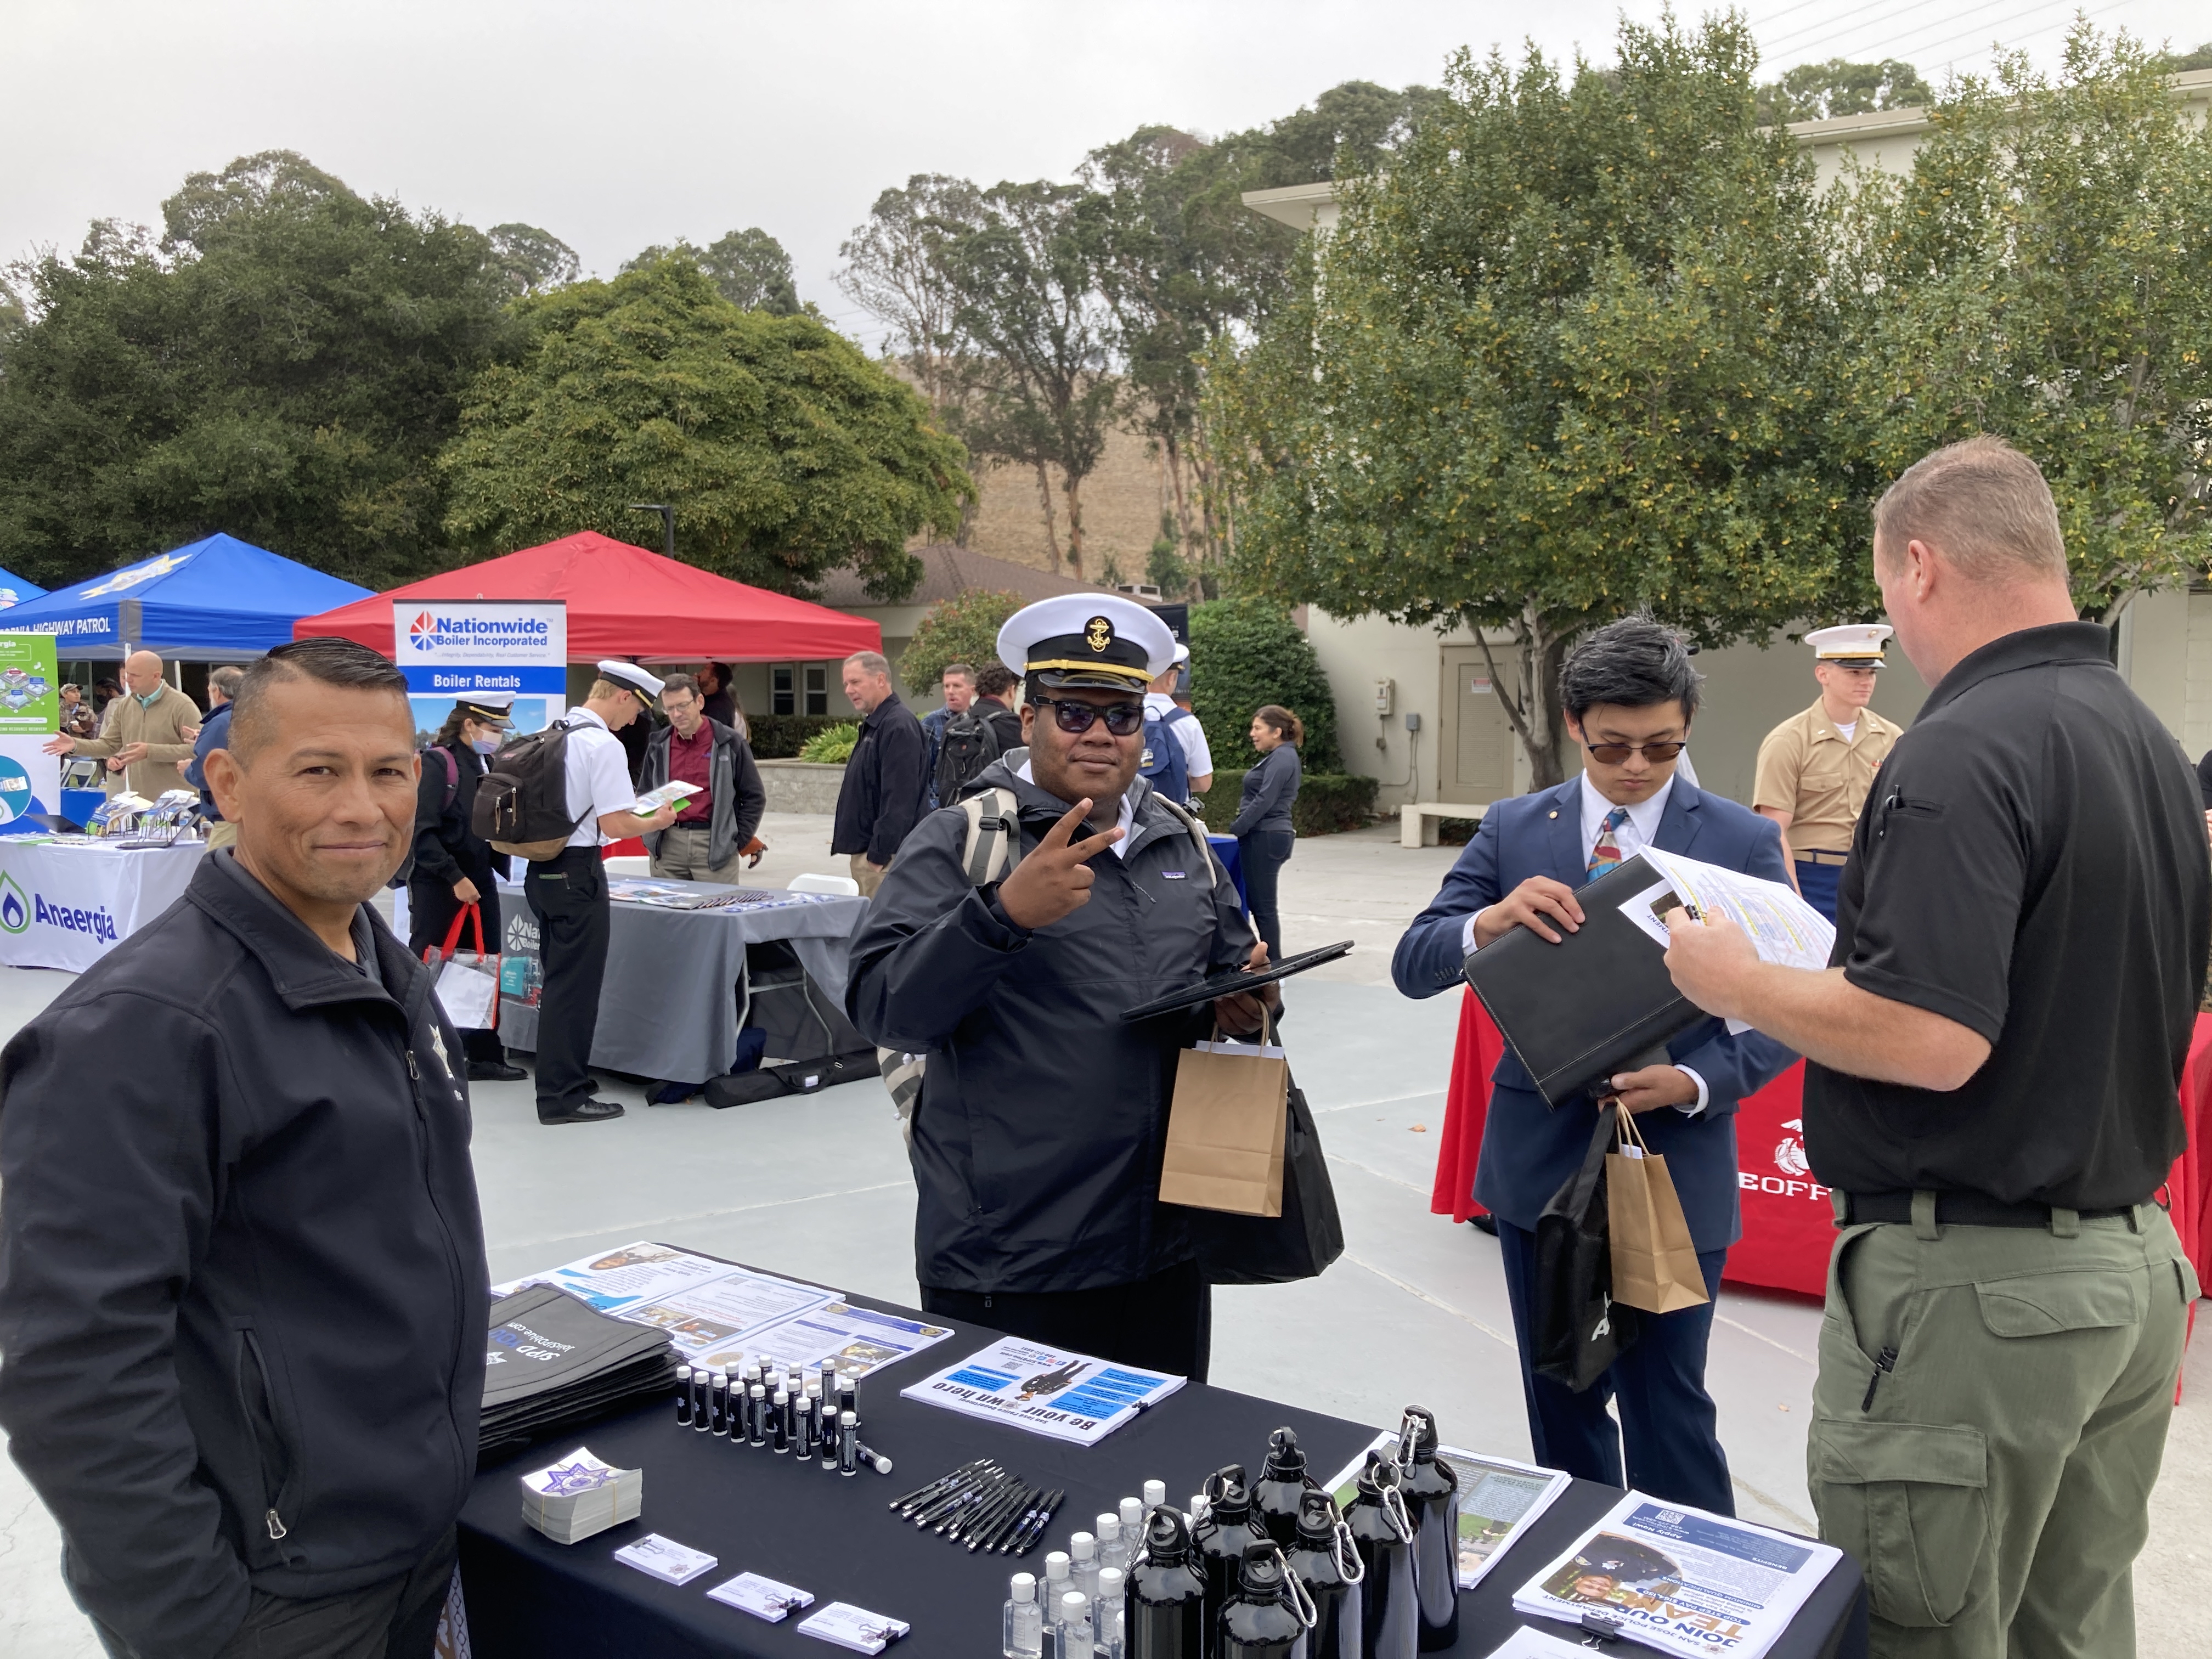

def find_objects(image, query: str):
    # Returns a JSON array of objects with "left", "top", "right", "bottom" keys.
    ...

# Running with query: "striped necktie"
[{"left": 1588, "top": 806, "right": 1630, "bottom": 878}]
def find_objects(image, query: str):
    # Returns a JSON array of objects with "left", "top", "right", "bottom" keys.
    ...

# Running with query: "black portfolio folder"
[{"left": 1460, "top": 853, "right": 1704, "bottom": 1108}]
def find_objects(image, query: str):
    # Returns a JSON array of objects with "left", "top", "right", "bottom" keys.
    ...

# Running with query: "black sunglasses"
[
  {"left": 1581, "top": 739, "right": 1687, "bottom": 764},
  {"left": 1031, "top": 695, "right": 1146, "bottom": 737}
]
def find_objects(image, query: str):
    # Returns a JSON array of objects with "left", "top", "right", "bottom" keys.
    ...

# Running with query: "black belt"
[{"left": 1841, "top": 1191, "right": 2134, "bottom": 1228}]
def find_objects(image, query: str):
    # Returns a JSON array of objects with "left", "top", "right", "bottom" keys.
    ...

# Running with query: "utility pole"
[{"left": 627, "top": 504, "right": 675, "bottom": 559}]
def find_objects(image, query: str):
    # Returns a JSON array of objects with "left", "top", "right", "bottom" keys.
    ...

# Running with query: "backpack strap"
[{"left": 956, "top": 787, "right": 1023, "bottom": 887}]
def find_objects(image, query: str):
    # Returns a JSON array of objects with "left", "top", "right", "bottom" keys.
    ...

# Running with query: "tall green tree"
[
  {"left": 1832, "top": 28, "right": 2212, "bottom": 612},
  {"left": 438, "top": 259, "right": 972, "bottom": 599},
  {"left": 938, "top": 182, "right": 1119, "bottom": 578},
  {"left": 0, "top": 150, "right": 520, "bottom": 588},
  {"left": 836, "top": 174, "right": 988, "bottom": 421},
  {"left": 488, "top": 223, "right": 580, "bottom": 295},
  {"left": 624, "top": 228, "right": 800, "bottom": 313},
  {"left": 1754, "top": 58, "right": 1931, "bottom": 125},
  {"left": 1211, "top": 17, "right": 1847, "bottom": 787}
]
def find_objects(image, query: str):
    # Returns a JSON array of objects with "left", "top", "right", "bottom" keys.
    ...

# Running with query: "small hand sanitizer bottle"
[
  {"left": 1095, "top": 1567, "right": 1126, "bottom": 1659},
  {"left": 1057, "top": 1591, "right": 1092, "bottom": 1659},
  {"left": 1097, "top": 1512, "right": 1130, "bottom": 1577},
  {"left": 1069, "top": 1531, "right": 1101, "bottom": 1606},
  {"left": 1003, "top": 1571, "right": 1043, "bottom": 1659}
]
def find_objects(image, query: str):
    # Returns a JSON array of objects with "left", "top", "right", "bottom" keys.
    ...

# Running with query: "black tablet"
[{"left": 1119, "top": 939, "right": 1355, "bottom": 1022}]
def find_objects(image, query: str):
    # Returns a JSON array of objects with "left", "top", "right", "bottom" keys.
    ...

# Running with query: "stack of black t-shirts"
[{"left": 478, "top": 1285, "right": 679, "bottom": 1466}]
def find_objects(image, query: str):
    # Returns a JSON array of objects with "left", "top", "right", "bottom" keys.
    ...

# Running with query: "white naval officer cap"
[
  {"left": 996, "top": 594, "right": 1176, "bottom": 693},
  {"left": 596, "top": 659, "right": 667, "bottom": 706},
  {"left": 1806, "top": 624, "right": 1892, "bottom": 668},
  {"left": 453, "top": 690, "right": 515, "bottom": 727}
]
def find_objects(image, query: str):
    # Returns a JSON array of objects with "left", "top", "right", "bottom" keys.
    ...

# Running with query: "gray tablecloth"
[{"left": 494, "top": 879, "right": 870, "bottom": 1086}]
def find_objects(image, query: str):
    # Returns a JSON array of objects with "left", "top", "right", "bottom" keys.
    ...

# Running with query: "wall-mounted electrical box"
[
  {"left": 1374, "top": 678, "right": 1395, "bottom": 715},
  {"left": 1404, "top": 712, "right": 1421, "bottom": 733}
]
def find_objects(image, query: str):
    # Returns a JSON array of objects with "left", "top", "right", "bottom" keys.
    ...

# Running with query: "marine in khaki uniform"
[{"left": 1751, "top": 624, "right": 1902, "bottom": 921}]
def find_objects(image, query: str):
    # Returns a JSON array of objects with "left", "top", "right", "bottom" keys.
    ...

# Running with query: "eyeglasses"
[
  {"left": 1581, "top": 739, "right": 1688, "bottom": 764},
  {"left": 1031, "top": 696, "right": 1146, "bottom": 737}
]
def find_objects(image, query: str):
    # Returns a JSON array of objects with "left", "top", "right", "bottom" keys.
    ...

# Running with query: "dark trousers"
[
  {"left": 1792, "top": 858, "right": 1841, "bottom": 923},
  {"left": 1237, "top": 828, "right": 1295, "bottom": 961},
  {"left": 1494, "top": 1217, "right": 1734, "bottom": 1514},
  {"left": 408, "top": 876, "right": 506, "bottom": 1065},
  {"left": 524, "top": 846, "right": 610, "bottom": 1116},
  {"left": 922, "top": 1258, "right": 1212, "bottom": 1382},
  {"left": 95, "top": 1528, "right": 456, "bottom": 1659}
]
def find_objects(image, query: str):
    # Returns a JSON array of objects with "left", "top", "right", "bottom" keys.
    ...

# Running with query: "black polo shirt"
[{"left": 1804, "top": 622, "right": 2209, "bottom": 1209}]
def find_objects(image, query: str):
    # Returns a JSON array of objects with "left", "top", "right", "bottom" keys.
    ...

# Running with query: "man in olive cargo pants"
[{"left": 1664, "top": 437, "right": 2205, "bottom": 1657}]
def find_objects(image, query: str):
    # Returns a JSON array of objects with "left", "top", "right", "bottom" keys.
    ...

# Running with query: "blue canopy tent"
[
  {"left": 0, "top": 533, "right": 371, "bottom": 661},
  {"left": 0, "top": 567, "right": 47, "bottom": 613}
]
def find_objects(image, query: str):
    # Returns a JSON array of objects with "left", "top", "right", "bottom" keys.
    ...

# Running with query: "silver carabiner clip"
[
  {"left": 1381, "top": 1482, "right": 1414, "bottom": 1544},
  {"left": 1276, "top": 1545, "right": 1319, "bottom": 1631},
  {"left": 1333, "top": 1518, "right": 1366, "bottom": 1584}
]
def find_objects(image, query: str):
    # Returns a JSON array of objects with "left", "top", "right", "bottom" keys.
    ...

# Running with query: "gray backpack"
[{"left": 879, "top": 785, "right": 1217, "bottom": 1142}]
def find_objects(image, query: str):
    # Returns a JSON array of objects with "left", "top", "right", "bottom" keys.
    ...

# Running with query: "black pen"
[
  {"left": 957, "top": 1479, "right": 1032, "bottom": 1544},
  {"left": 936, "top": 1471, "right": 1019, "bottom": 1534},
  {"left": 915, "top": 1470, "right": 1005, "bottom": 1529},
  {"left": 898, "top": 1469, "right": 1004, "bottom": 1522},
  {"left": 1006, "top": 1488, "right": 1064, "bottom": 1556},
  {"left": 973, "top": 1483, "right": 1040, "bottom": 1553}
]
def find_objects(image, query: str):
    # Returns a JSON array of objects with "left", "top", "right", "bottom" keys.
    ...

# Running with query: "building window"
[{"left": 771, "top": 663, "right": 831, "bottom": 716}]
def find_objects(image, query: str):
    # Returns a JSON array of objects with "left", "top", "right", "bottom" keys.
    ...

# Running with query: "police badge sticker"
[{"left": 1085, "top": 615, "right": 1113, "bottom": 653}]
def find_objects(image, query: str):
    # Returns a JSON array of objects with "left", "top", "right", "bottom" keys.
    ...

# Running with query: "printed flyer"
[{"left": 900, "top": 1337, "right": 1185, "bottom": 1446}]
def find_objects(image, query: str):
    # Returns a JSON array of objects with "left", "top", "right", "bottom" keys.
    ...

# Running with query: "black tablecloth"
[{"left": 459, "top": 1284, "right": 1866, "bottom": 1659}]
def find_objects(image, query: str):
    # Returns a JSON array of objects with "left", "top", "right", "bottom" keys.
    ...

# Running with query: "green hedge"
[
  {"left": 746, "top": 713, "right": 853, "bottom": 759},
  {"left": 1198, "top": 770, "right": 1380, "bottom": 837}
]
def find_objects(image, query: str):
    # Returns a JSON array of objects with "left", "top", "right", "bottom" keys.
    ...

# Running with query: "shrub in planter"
[
  {"left": 1187, "top": 598, "right": 1342, "bottom": 773},
  {"left": 798, "top": 721, "right": 860, "bottom": 764},
  {"left": 746, "top": 713, "right": 852, "bottom": 759}
]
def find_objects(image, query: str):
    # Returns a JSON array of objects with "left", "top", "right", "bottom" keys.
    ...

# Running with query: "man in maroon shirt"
[{"left": 641, "top": 673, "right": 766, "bottom": 883}]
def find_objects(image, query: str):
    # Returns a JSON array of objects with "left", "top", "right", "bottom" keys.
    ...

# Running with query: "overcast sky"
[{"left": 7, "top": 1, "right": 2204, "bottom": 347}]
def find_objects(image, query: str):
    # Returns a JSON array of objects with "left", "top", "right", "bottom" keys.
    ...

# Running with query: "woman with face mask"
[{"left": 408, "top": 695, "right": 527, "bottom": 1081}]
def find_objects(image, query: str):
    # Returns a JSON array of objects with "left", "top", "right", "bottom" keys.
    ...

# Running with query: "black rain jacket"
[
  {"left": 845, "top": 758, "right": 1260, "bottom": 1294},
  {"left": 0, "top": 853, "right": 489, "bottom": 1658},
  {"left": 831, "top": 692, "right": 927, "bottom": 865}
]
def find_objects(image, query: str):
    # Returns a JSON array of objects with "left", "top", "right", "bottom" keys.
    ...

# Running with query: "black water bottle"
[
  {"left": 1283, "top": 1488, "right": 1363, "bottom": 1659},
  {"left": 1344, "top": 1454, "right": 1415, "bottom": 1659},
  {"left": 1395, "top": 1408, "right": 1460, "bottom": 1652},
  {"left": 1197, "top": 1464, "right": 1271, "bottom": 1647},
  {"left": 1252, "top": 1426, "right": 1311, "bottom": 1549},
  {"left": 1219, "top": 1542, "right": 1308, "bottom": 1659},
  {"left": 1129, "top": 1506, "right": 1209, "bottom": 1659}
]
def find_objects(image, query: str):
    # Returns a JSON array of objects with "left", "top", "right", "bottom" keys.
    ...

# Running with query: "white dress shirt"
[
  {"left": 560, "top": 708, "right": 641, "bottom": 848},
  {"left": 1463, "top": 770, "right": 1706, "bottom": 1113},
  {"left": 1142, "top": 692, "right": 1214, "bottom": 777}
]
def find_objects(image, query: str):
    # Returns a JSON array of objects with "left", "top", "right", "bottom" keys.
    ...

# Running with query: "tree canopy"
[
  {"left": 0, "top": 150, "right": 519, "bottom": 589},
  {"left": 898, "top": 586, "right": 1020, "bottom": 692},
  {"left": 1212, "top": 17, "right": 1847, "bottom": 786},
  {"left": 625, "top": 227, "right": 801, "bottom": 314},
  {"left": 437, "top": 259, "right": 973, "bottom": 600},
  {"left": 1755, "top": 57, "right": 1932, "bottom": 125}
]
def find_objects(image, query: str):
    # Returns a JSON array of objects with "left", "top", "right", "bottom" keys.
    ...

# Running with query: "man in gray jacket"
[
  {"left": 0, "top": 637, "right": 487, "bottom": 1659},
  {"left": 640, "top": 672, "right": 767, "bottom": 882},
  {"left": 845, "top": 595, "right": 1273, "bottom": 1380}
]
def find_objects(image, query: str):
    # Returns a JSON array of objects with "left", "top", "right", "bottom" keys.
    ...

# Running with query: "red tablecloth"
[{"left": 1432, "top": 991, "right": 2212, "bottom": 1300}]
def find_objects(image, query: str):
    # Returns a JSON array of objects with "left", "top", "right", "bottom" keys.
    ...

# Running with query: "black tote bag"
[
  {"left": 1532, "top": 1103, "right": 1640, "bottom": 1392},
  {"left": 1181, "top": 1078, "right": 1345, "bottom": 1285}
]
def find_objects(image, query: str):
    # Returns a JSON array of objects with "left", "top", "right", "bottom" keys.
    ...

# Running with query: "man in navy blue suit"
[{"left": 1392, "top": 617, "right": 1796, "bottom": 1514}]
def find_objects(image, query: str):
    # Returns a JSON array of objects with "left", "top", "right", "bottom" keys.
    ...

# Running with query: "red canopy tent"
[{"left": 291, "top": 532, "right": 882, "bottom": 661}]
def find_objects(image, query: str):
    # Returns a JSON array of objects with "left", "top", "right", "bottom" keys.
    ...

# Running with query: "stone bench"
[{"left": 1400, "top": 802, "right": 1489, "bottom": 848}]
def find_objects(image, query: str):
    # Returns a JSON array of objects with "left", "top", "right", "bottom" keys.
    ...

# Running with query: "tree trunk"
[
  {"left": 1063, "top": 471, "right": 1087, "bottom": 580},
  {"left": 1031, "top": 461, "right": 1063, "bottom": 572},
  {"left": 1472, "top": 603, "right": 1572, "bottom": 791}
]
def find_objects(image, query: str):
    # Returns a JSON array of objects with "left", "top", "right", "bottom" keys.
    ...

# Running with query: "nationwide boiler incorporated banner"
[{"left": 395, "top": 600, "right": 567, "bottom": 741}]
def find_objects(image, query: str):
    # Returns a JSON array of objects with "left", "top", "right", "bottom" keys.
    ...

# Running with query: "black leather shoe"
[
  {"left": 538, "top": 1098, "right": 625, "bottom": 1125},
  {"left": 1467, "top": 1213, "right": 1498, "bottom": 1236},
  {"left": 468, "top": 1060, "right": 528, "bottom": 1082}
]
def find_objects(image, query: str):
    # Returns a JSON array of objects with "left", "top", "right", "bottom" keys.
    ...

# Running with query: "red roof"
[{"left": 292, "top": 532, "right": 882, "bottom": 662}]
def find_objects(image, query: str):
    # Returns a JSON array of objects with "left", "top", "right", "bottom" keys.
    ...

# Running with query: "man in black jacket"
[
  {"left": 831, "top": 650, "right": 925, "bottom": 898},
  {"left": 0, "top": 636, "right": 489, "bottom": 1659},
  {"left": 845, "top": 596, "right": 1273, "bottom": 1378},
  {"left": 639, "top": 672, "right": 767, "bottom": 883}
]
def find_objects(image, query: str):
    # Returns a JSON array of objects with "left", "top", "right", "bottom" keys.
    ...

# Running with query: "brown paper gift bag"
[
  {"left": 1157, "top": 1017, "right": 1289, "bottom": 1217},
  {"left": 1606, "top": 1104, "right": 1711, "bottom": 1314}
]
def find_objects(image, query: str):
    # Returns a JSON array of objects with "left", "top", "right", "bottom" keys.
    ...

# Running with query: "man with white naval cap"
[
  {"left": 1753, "top": 624, "right": 1904, "bottom": 921},
  {"left": 844, "top": 595, "right": 1274, "bottom": 1376},
  {"left": 527, "top": 660, "right": 679, "bottom": 1125}
]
